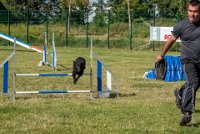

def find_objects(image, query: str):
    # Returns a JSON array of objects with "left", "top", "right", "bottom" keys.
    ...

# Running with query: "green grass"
[{"left": 0, "top": 46, "right": 200, "bottom": 134}]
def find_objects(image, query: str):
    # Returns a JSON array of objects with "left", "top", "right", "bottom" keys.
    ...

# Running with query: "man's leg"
[
  {"left": 179, "top": 63, "right": 199, "bottom": 126},
  {"left": 174, "top": 83, "right": 187, "bottom": 108}
]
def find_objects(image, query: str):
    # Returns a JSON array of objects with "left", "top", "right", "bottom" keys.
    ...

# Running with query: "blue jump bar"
[
  {"left": 39, "top": 73, "right": 71, "bottom": 77},
  {"left": 39, "top": 90, "right": 68, "bottom": 94}
]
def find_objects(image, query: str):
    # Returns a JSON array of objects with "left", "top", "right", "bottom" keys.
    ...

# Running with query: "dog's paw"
[{"left": 73, "top": 80, "right": 77, "bottom": 84}]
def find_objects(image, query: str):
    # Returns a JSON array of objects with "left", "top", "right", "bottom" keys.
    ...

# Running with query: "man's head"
[{"left": 187, "top": 0, "right": 200, "bottom": 23}]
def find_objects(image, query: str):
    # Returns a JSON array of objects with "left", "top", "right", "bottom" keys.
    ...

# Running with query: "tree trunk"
[{"left": 127, "top": 0, "right": 131, "bottom": 31}]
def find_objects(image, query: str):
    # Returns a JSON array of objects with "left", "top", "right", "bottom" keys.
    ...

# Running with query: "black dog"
[{"left": 72, "top": 57, "right": 86, "bottom": 84}]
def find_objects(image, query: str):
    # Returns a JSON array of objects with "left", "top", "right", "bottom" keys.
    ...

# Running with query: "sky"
[
  {"left": 90, "top": 0, "right": 96, "bottom": 2},
  {"left": 90, "top": 0, "right": 98, "bottom": 3},
  {"left": 90, "top": 0, "right": 108, "bottom": 4},
  {"left": 88, "top": 0, "right": 108, "bottom": 22}
]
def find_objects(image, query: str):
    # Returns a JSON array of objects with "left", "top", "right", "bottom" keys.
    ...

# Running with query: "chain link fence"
[{"left": 0, "top": 8, "right": 184, "bottom": 50}]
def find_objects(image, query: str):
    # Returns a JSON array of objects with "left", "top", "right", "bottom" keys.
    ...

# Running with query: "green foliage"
[
  {"left": 0, "top": 0, "right": 61, "bottom": 23},
  {"left": 0, "top": 1, "right": 6, "bottom": 10},
  {"left": 93, "top": 11, "right": 108, "bottom": 26},
  {"left": 61, "top": 0, "right": 89, "bottom": 9},
  {"left": 0, "top": 0, "right": 189, "bottom": 26}
]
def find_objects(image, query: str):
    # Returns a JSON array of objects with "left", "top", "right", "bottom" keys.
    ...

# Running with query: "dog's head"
[
  {"left": 74, "top": 62, "right": 83, "bottom": 72},
  {"left": 73, "top": 57, "right": 86, "bottom": 72}
]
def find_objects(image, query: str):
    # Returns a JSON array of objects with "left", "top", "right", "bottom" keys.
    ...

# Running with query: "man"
[{"left": 156, "top": 0, "right": 200, "bottom": 126}]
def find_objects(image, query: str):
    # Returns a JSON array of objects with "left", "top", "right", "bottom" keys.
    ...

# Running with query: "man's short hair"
[
  {"left": 188, "top": 0, "right": 200, "bottom": 9},
  {"left": 188, "top": 0, "right": 200, "bottom": 5}
]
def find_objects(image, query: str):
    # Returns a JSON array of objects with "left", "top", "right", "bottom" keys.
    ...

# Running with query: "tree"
[
  {"left": 154, "top": 0, "right": 187, "bottom": 19},
  {"left": 0, "top": 1, "right": 7, "bottom": 10},
  {"left": 0, "top": 0, "right": 61, "bottom": 23},
  {"left": 127, "top": 0, "right": 130, "bottom": 29},
  {"left": 61, "top": 0, "right": 89, "bottom": 33},
  {"left": 92, "top": 0, "right": 106, "bottom": 26}
]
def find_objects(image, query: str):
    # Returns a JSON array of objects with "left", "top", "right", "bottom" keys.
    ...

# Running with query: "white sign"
[
  {"left": 150, "top": 27, "right": 181, "bottom": 42},
  {"left": 106, "top": 70, "right": 112, "bottom": 90}
]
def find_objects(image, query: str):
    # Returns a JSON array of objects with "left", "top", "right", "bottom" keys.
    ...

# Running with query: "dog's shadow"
[
  {"left": 56, "top": 64, "right": 71, "bottom": 71},
  {"left": 118, "top": 92, "right": 136, "bottom": 97}
]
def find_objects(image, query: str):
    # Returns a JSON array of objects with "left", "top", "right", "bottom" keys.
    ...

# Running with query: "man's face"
[{"left": 188, "top": 4, "right": 200, "bottom": 23}]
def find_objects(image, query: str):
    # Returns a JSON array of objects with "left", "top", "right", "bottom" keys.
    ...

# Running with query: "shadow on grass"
[
  {"left": 91, "top": 92, "right": 136, "bottom": 99},
  {"left": 16, "top": 49, "right": 37, "bottom": 53},
  {"left": 0, "top": 48, "right": 15, "bottom": 51},
  {"left": 14, "top": 95, "right": 67, "bottom": 100},
  {"left": 194, "top": 109, "right": 200, "bottom": 113},
  {"left": 186, "top": 122, "right": 200, "bottom": 128},
  {"left": 184, "top": 109, "right": 200, "bottom": 128},
  {"left": 14, "top": 92, "right": 136, "bottom": 100},
  {"left": 56, "top": 64, "right": 71, "bottom": 71},
  {"left": 118, "top": 93, "right": 136, "bottom": 97}
]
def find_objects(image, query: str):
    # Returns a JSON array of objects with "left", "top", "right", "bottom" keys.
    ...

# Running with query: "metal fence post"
[
  {"left": 8, "top": 10, "right": 10, "bottom": 46},
  {"left": 26, "top": 9, "right": 29, "bottom": 43},
  {"left": 66, "top": 10, "right": 68, "bottom": 47},
  {"left": 107, "top": 10, "right": 110, "bottom": 49},
  {"left": 86, "top": 9, "right": 89, "bottom": 48},
  {"left": 153, "top": 2, "right": 156, "bottom": 51},
  {"left": 130, "top": 12, "right": 133, "bottom": 50},
  {"left": 45, "top": 13, "right": 48, "bottom": 46}
]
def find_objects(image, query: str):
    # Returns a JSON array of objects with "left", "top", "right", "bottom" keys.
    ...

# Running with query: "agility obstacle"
[
  {"left": 0, "top": 37, "right": 16, "bottom": 94},
  {"left": 0, "top": 32, "right": 43, "bottom": 53},
  {"left": 16, "top": 90, "right": 92, "bottom": 94},
  {"left": 1, "top": 37, "right": 119, "bottom": 98},
  {"left": 16, "top": 73, "right": 72, "bottom": 77},
  {"left": 15, "top": 73, "right": 92, "bottom": 77},
  {"left": 13, "top": 72, "right": 91, "bottom": 95},
  {"left": 90, "top": 38, "right": 119, "bottom": 97},
  {"left": 40, "top": 32, "right": 57, "bottom": 68}
]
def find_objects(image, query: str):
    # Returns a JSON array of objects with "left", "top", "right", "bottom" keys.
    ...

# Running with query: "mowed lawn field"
[{"left": 1, "top": 46, "right": 200, "bottom": 134}]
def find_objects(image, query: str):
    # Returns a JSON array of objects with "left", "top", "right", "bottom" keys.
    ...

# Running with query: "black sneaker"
[
  {"left": 179, "top": 113, "right": 192, "bottom": 126},
  {"left": 174, "top": 89, "right": 181, "bottom": 108}
]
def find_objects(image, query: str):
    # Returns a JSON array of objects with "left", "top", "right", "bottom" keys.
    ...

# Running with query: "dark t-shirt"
[{"left": 172, "top": 18, "right": 200, "bottom": 63}]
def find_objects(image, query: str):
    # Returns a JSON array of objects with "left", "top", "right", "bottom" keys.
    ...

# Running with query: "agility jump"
[
  {"left": 1, "top": 37, "right": 119, "bottom": 98},
  {"left": 39, "top": 32, "right": 57, "bottom": 68}
]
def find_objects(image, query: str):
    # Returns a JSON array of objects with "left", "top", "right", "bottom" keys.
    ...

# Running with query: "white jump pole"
[
  {"left": 52, "top": 32, "right": 57, "bottom": 67},
  {"left": 13, "top": 37, "right": 16, "bottom": 97},
  {"left": 90, "top": 38, "right": 93, "bottom": 91},
  {"left": 43, "top": 44, "right": 47, "bottom": 63},
  {"left": 15, "top": 73, "right": 91, "bottom": 77},
  {"left": 16, "top": 73, "right": 73, "bottom": 77},
  {"left": 15, "top": 90, "right": 92, "bottom": 94},
  {"left": 43, "top": 32, "right": 47, "bottom": 63},
  {"left": 41, "top": 32, "right": 57, "bottom": 69}
]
